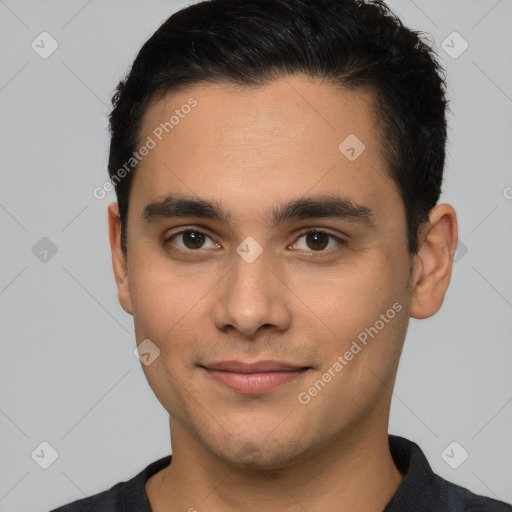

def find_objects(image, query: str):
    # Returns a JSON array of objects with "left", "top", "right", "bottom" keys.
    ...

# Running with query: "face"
[{"left": 112, "top": 75, "right": 419, "bottom": 468}]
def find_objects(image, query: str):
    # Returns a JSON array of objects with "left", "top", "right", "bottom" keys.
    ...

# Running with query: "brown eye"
[
  {"left": 181, "top": 230, "right": 206, "bottom": 249},
  {"left": 292, "top": 230, "right": 344, "bottom": 252},
  {"left": 167, "top": 230, "right": 219, "bottom": 251},
  {"left": 304, "top": 231, "right": 329, "bottom": 251}
]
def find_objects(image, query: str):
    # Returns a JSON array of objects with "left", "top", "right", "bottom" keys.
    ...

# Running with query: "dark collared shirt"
[{"left": 49, "top": 435, "right": 512, "bottom": 511}]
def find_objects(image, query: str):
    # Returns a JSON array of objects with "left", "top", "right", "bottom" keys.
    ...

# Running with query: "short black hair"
[{"left": 108, "top": 0, "right": 448, "bottom": 255}]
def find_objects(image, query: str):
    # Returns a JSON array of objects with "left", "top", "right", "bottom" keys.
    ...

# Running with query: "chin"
[{"left": 204, "top": 430, "right": 312, "bottom": 470}]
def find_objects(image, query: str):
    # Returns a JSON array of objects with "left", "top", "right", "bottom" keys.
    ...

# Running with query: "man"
[{"left": 50, "top": 0, "right": 512, "bottom": 510}]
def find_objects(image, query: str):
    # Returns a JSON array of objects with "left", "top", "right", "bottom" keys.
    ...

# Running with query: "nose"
[{"left": 212, "top": 245, "right": 292, "bottom": 338}]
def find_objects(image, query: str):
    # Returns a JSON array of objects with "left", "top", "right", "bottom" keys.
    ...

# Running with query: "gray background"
[{"left": 0, "top": 0, "right": 511, "bottom": 510}]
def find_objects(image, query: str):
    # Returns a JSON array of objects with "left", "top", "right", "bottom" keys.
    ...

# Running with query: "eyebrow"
[{"left": 142, "top": 193, "right": 374, "bottom": 227}]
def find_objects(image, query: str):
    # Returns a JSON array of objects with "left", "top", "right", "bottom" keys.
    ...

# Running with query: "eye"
[
  {"left": 164, "top": 228, "right": 345, "bottom": 254},
  {"left": 166, "top": 229, "right": 220, "bottom": 251},
  {"left": 290, "top": 230, "right": 345, "bottom": 252}
]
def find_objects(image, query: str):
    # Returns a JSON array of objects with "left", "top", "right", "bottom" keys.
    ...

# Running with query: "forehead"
[{"left": 131, "top": 74, "right": 398, "bottom": 222}]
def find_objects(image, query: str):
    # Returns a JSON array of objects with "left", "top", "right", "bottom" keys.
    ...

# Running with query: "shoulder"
[
  {"left": 49, "top": 479, "right": 127, "bottom": 512},
  {"left": 387, "top": 435, "right": 512, "bottom": 512},
  {"left": 437, "top": 476, "right": 512, "bottom": 512},
  {"left": 48, "top": 455, "right": 172, "bottom": 512}
]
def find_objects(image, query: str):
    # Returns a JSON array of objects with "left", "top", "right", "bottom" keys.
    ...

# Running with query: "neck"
[{"left": 146, "top": 418, "right": 403, "bottom": 512}]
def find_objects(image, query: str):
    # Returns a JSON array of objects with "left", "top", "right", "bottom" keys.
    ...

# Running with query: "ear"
[
  {"left": 409, "top": 203, "right": 458, "bottom": 319},
  {"left": 108, "top": 202, "right": 133, "bottom": 315}
]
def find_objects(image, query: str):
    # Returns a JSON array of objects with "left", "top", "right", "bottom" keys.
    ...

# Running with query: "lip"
[
  {"left": 201, "top": 360, "right": 312, "bottom": 394},
  {"left": 203, "top": 360, "right": 308, "bottom": 373}
]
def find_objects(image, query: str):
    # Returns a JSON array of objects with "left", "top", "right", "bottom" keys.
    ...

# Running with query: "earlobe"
[
  {"left": 409, "top": 203, "right": 458, "bottom": 319},
  {"left": 107, "top": 202, "right": 133, "bottom": 315}
]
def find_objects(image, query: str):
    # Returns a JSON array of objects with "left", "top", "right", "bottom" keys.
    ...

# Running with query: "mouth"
[{"left": 200, "top": 360, "right": 313, "bottom": 394}]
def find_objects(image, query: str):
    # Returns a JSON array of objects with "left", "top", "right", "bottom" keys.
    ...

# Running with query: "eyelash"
[{"left": 164, "top": 228, "right": 346, "bottom": 255}]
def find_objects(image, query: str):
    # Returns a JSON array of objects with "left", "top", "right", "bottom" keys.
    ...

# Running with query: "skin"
[{"left": 108, "top": 74, "right": 458, "bottom": 511}]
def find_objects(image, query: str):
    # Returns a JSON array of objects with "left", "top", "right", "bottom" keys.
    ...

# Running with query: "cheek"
[
  {"left": 129, "top": 268, "right": 201, "bottom": 415},
  {"left": 295, "top": 268, "right": 408, "bottom": 423},
  {"left": 289, "top": 255, "right": 401, "bottom": 329},
  {"left": 128, "top": 257, "right": 219, "bottom": 399},
  {"left": 289, "top": 251, "right": 409, "bottom": 383},
  {"left": 128, "top": 250, "right": 212, "bottom": 338}
]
